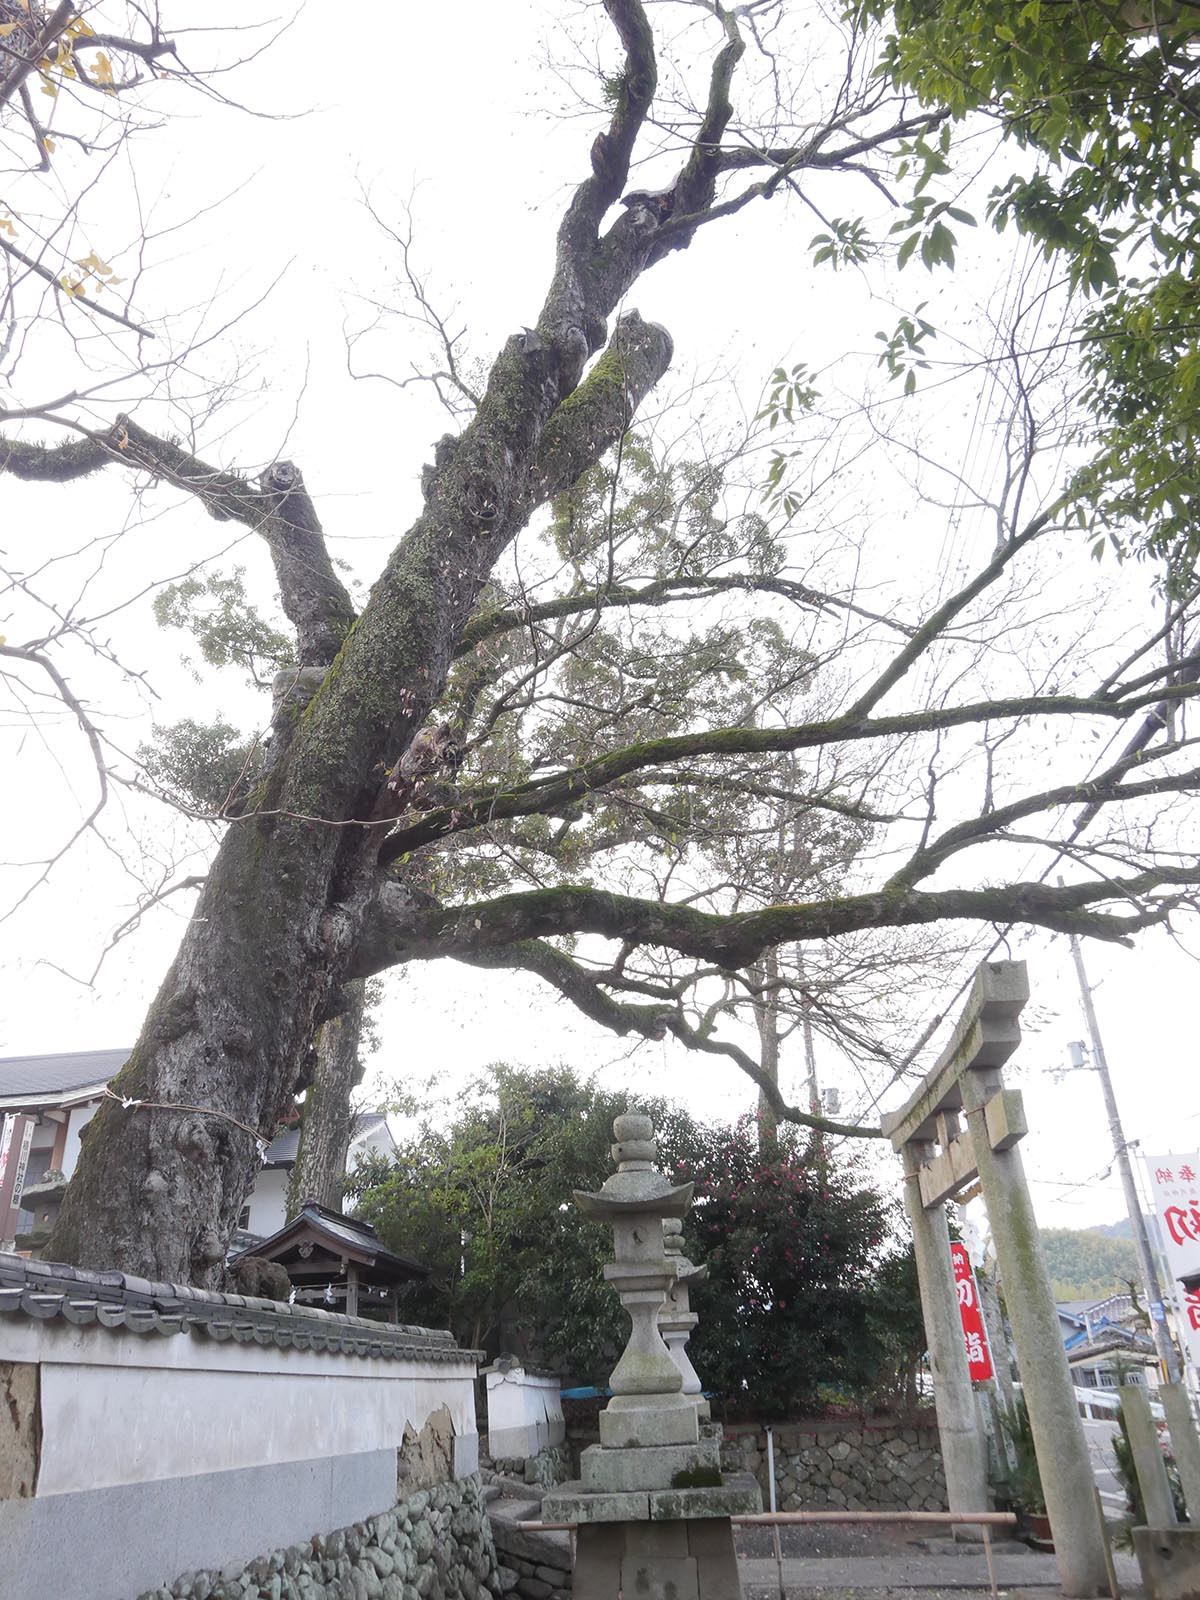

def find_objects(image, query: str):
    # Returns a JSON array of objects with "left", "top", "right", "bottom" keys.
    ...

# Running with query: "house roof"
[
  {"left": 1056, "top": 1295, "right": 1137, "bottom": 1322},
  {"left": 1066, "top": 1326, "right": 1156, "bottom": 1363},
  {"left": 0, "top": 1048, "right": 129, "bottom": 1108},
  {"left": 229, "top": 1199, "right": 428, "bottom": 1286},
  {"left": 1056, "top": 1300, "right": 1099, "bottom": 1319}
]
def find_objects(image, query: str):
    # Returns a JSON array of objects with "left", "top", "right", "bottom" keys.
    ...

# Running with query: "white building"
[{"left": 0, "top": 1047, "right": 396, "bottom": 1250}]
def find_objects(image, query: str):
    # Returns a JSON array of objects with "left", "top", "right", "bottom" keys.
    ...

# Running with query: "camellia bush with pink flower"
[{"left": 682, "top": 1122, "right": 923, "bottom": 1419}]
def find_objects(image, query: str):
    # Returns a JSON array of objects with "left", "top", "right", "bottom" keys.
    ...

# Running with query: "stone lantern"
[
  {"left": 574, "top": 1110, "right": 699, "bottom": 1453},
  {"left": 660, "top": 1217, "right": 709, "bottom": 1420},
  {"left": 544, "top": 1111, "right": 759, "bottom": 1600}
]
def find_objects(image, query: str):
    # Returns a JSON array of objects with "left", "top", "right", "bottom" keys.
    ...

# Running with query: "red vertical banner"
[{"left": 951, "top": 1240, "right": 995, "bottom": 1381}]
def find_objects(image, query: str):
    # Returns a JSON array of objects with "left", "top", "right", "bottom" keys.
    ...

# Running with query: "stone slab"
[
  {"left": 1133, "top": 1525, "right": 1200, "bottom": 1600},
  {"left": 621, "top": 1553, "right": 699, "bottom": 1600},
  {"left": 573, "top": 1515, "right": 740, "bottom": 1600},
  {"left": 649, "top": 1475, "right": 762, "bottom": 1521},
  {"left": 581, "top": 1437, "right": 720, "bottom": 1493},
  {"left": 542, "top": 1484, "right": 651, "bottom": 1524},
  {"left": 738, "top": 1546, "right": 1142, "bottom": 1593},
  {"left": 689, "top": 1517, "right": 743, "bottom": 1600},
  {"left": 738, "top": 1554, "right": 1060, "bottom": 1591},
  {"left": 573, "top": 1524, "right": 624, "bottom": 1600},
  {"left": 600, "top": 1394, "right": 699, "bottom": 1449},
  {"left": 624, "top": 1522, "right": 690, "bottom": 1557}
]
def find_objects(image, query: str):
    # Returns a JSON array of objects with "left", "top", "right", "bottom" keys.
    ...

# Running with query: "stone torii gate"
[{"left": 882, "top": 960, "right": 1108, "bottom": 1599}]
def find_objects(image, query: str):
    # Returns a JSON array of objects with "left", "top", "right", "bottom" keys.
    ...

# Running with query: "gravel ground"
[{"left": 734, "top": 1524, "right": 1007, "bottom": 1560}]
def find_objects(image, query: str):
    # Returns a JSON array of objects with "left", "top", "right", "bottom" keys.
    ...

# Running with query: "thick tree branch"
[
  {"left": 0, "top": 2, "right": 72, "bottom": 112},
  {"left": 531, "top": 311, "right": 674, "bottom": 497},
  {"left": 0, "top": 432, "right": 110, "bottom": 480},
  {"left": 378, "top": 680, "right": 1200, "bottom": 863},
  {"left": 354, "top": 868, "right": 1200, "bottom": 982},
  {"left": 0, "top": 416, "right": 355, "bottom": 666},
  {"left": 254, "top": 461, "right": 358, "bottom": 666}
]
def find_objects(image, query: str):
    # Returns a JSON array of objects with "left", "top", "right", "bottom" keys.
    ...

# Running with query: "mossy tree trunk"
[
  {"left": 41, "top": 3, "right": 710, "bottom": 1283},
  {"left": 286, "top": 979, "right": 368, "bottom": 1219}
]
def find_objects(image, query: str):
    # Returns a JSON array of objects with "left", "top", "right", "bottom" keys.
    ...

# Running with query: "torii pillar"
[{"left": 883, "top": 961, "right": 1108, "bottom": 1598}]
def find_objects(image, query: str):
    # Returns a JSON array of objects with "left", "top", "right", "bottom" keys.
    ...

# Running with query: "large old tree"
[{"left": 3, "top": 1, "right": 1200, "bottom": 1281}]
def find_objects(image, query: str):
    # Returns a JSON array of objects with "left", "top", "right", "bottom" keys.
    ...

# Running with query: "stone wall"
[
  {"left": 719, "top": 1418, "right": 947, "bottom": 1513},
  {"left": 487, "top": 1445, "right": 571, "bottom": 1490},
  {"left": 138, "top": 1474, "right": 500, "bottom": 1600},
  {"left": 488, "top": 1504, "right": 572, "bottom": 1600}
]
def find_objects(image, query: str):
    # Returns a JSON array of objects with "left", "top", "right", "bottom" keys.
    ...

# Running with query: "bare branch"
[
  {"left": 0, "top": 232, "right": 152, "bottom": 338},
  {"left": 0, "top": 640, "right": 107, "bottom": 916}
]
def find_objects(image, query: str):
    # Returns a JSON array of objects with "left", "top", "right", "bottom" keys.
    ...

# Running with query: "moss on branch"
[{"left": 378, "top": 682, "right": 1200, "bottom": 865}]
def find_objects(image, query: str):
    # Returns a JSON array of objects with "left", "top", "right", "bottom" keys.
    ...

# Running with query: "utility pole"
[{"left": 1064, "top": 922, "right": 1183, "bottom": 1383}]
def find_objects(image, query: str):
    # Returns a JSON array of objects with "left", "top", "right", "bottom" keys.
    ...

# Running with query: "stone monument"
[{"left": 543, "top": 1111, "right": 760, "bottom": 1600}]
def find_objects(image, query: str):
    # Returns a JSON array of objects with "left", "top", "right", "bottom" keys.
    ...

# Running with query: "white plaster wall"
[
  {"left": 4, "top": 1316, "right": 477, "bottom": 1498},
  {"left": 246, "top": 1164, "right": 289, "bottom": 1237},
  {"left": 486, "top": 1367, "right": 565, "bottom": 1457}
]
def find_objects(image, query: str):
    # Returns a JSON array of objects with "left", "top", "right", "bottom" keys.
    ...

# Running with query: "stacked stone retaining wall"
[
  {"left": 488, "top": 1503, "right": 572, "bottom": 1600},
  {"left": 138, "top": 1476, "right": 500, "bottom": 1600},
  {"left": 486, "top": 1445, "right": 571, "bottom": 1489},
  {"left": 718, "top": 1418, "right": 947, "bottom": 1513}
]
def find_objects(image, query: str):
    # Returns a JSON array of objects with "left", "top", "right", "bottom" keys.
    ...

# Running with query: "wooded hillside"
[{"left": 1040, "top": 1226, "right": 1139, "bottom": 1302}]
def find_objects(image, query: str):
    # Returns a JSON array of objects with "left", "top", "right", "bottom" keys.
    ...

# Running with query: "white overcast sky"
[{"left": 0, "top": 0, "right": 1196, "bottom": 1236}]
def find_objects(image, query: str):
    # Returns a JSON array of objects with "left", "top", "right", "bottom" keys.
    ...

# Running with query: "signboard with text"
[
  {"left": 1144, "top": 1154, "right": 1200, "bottom": 1373},
  {"left": 951, "top": 1240, "right": 995, "bottom": 1381},
  {"left": 0, "top": 1113, "right": 35, "bottom": 1242}
]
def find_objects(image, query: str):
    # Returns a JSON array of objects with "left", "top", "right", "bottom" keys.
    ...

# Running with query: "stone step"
[{"left": 489, "top": 1499, "right": 544, "bottom": 1523}]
